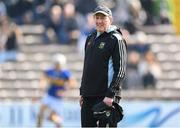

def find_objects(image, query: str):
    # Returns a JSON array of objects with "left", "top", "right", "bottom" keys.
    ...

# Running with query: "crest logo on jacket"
[
  {"left": 87, "top": 41, "right": 91, "bottom": 45},
  {"left": 99, "top": 42, "right": 105, "bottom": 49}
]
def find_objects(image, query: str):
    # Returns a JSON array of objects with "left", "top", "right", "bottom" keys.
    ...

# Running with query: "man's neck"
[
  {"left": 96, "top": 26, "right": 109, "bottom": 37},
  {"left": 96, "top": 31, "right": 101, "bottom": 37}
]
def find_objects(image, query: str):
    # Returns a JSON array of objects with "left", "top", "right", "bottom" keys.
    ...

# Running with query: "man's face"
[{"left": 94, "top": 13, "right": 112, "bottom": 33}]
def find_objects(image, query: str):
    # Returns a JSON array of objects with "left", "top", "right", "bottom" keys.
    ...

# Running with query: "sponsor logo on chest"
[{"left": 98, "top": 42, "right": 105, "bottom": 49}]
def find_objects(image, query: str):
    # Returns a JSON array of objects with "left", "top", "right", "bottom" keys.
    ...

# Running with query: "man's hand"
[{"left": 103, "top": 97, "right": 113, "bottom": 106}]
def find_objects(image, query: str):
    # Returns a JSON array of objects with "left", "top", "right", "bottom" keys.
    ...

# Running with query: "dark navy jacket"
[{"left": 80, "top": 26, "right": 127, "bottom": 98}]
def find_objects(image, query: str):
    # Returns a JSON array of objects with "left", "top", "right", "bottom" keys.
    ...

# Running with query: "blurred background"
[{"left": 0, "top": 0, "right": 180, "bottom": 127}]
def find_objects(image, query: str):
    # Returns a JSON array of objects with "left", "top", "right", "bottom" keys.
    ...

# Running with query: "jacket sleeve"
[
  {"left": 106, "top": 34, "right": 127, "bottom": 98},
  {"left": 84, "top": 36, "right": 90, "bottom": 52}
]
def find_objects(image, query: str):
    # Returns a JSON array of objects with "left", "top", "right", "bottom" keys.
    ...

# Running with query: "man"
[
  {"left": 37, "top": 54, "right": 76, "bottom": 128},
  {"left": 80, "top": 5, "right": 127, "bottom": 127}
]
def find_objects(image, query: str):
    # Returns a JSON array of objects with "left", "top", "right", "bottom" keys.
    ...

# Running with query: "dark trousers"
[{"left": 81, "top": 96, "right": 117, "bottom": 127}]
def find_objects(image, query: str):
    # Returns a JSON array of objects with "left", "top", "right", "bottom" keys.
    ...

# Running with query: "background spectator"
[
  {"left": 0, "top": 0, "right": 6, "bottom": 17},
  {"left": 61, "top": 2, "right": 79, "bottom": 44},
  {"left": 75, "top": 0, "right": 98, "bottom": 16},
  {"left": 0, "top": 16, "right": 23, "bottom": 63},
  {"left": 138, "top": 51, "right": 162, "bottom": 89},
  {"left": 124, "top": 51, "right": 143, "bottom": 90},
  {"left": 77, "top": 13, "right": 95, "bottom": 54},
  {"left": 43, "top": 5, "right": 63, "bottom": 44}
]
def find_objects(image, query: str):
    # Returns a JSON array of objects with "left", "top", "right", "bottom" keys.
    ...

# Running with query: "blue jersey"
[{"left": 45, "top": 68, "right": 71, "bottom": 98}]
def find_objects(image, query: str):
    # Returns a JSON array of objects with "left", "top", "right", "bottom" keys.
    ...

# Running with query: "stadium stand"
[
  {"left": 0, "top": 23, "right": 180, "bottom": 101},
  {"left": 0, "top": 24, "right": 82, "bottom": 101},
  {"left": 142, "top": 25, "right": 180, "bottom": 89},
  {"left": 1, "top": 0, "right": 180, "bottom": 101}
]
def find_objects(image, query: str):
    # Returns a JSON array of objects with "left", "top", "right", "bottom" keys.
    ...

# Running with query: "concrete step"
[
  {"left": 19, "top": 24, "right": 45, "bottom": 35},
  {"left": 156, "top": 80, "right": 180, "bottom": 89},
  {"left": 16, "top": 52, "right": 84, "bottom": 63},
  {"left": 0, "top": 61, "right": 83, "bottom": 72},
  {"left": 160, "top": 62, "right": 180, "bottom": 71},
  {"left": 137, "top": 24, "right": 176, "bottom": 35},
  {"left": 151, "top": 43, "right": 180, "bottom": 53},
  {"left": 0, "top": 88, "right": 43, "bottom": 100},
  {"left": 0, "top": 80, "right": 40, "bottom": 89},
  {"left": 19, "top": 44, "right": 78, "bottom": 53}
]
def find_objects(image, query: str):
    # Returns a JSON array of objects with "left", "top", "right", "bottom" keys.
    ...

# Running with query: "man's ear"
[{"left": 109, "top": 16, "right": 113, "bottom": 24}]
